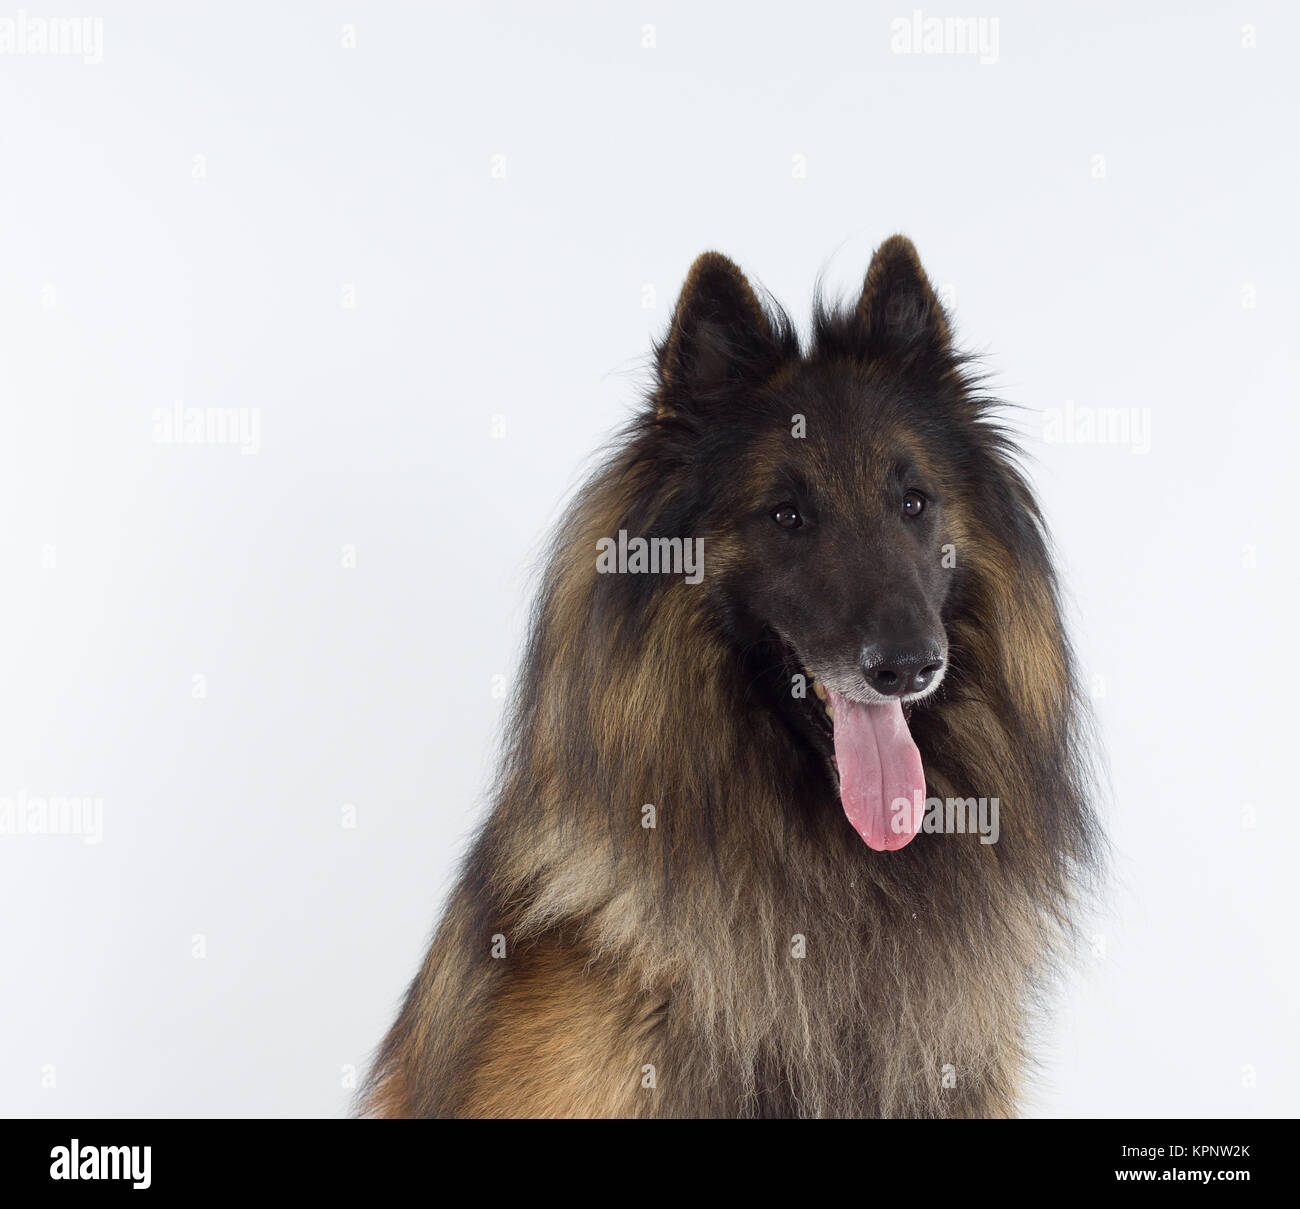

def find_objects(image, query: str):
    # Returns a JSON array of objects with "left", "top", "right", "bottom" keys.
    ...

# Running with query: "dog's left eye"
[
  {"left": 772, "top": 503, "right": 803, "bottom": 530},
  {"left": 902, "top": 490, "right": 926, "bottom": 517}
]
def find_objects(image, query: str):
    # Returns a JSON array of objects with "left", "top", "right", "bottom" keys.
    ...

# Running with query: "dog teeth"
[{"left": 809, "top": 675, "right": 833, "bottom": 720}]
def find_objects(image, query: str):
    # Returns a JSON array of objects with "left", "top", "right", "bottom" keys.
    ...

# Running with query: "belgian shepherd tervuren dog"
[{"left": 364, "top": 236, "right": 1101, "bottom": 1118}]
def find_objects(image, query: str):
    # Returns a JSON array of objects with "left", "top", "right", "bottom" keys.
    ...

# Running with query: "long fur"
[{"left": 363, "top": 239, "right": 1102, "bottom": 1118}]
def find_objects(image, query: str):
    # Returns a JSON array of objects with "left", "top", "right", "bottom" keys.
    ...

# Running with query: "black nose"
[{"left": 861, "top": 643, "right": 946, "bottom": 698}]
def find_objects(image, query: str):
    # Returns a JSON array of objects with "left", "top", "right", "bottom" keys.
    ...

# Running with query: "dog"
[{"left": 363, "top": 236, "right": 1101, "bottom": 1117}]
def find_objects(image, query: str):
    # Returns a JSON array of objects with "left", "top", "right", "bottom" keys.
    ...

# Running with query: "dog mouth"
[
  {"left": 805, "top": 671, "right": 917, "bottom": 727},
  {"left": 778, "top": 640, "right": 927, "bottom": 853}
]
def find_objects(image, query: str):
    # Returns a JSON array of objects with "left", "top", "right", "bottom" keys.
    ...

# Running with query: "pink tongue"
[{"left": 828, "top": 691, "right": 925, "bottom": 851}]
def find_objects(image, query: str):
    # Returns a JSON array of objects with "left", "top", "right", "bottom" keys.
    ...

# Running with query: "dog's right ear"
[{"left": 655, "top": 253, "right": 776, "bottom": 416}]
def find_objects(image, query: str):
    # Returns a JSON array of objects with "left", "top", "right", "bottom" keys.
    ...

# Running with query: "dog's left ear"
[{"left": 853, "top": 235, "right": 952, "bottom": 363}]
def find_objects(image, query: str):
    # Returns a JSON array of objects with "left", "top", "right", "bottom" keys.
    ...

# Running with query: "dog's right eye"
[{"left": 772, "top": 503, "right": 803, "bottom": 530}]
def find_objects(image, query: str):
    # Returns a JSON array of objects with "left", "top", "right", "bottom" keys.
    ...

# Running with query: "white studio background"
[{"left": 1, "top": 1, "right": 1296, "bottom": 1119}]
